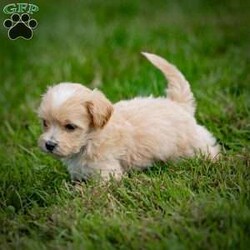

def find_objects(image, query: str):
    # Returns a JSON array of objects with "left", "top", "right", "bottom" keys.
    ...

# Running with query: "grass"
[{"left": 0, "top": 0, "right": 249, "bottom": 249}]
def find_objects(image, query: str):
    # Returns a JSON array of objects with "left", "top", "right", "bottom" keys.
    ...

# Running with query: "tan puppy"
[{"left": 38, "top": 52, "right": 220, "bottom": 181}]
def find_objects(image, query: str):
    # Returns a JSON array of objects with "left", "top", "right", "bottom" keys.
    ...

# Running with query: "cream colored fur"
[{"left": 38, "top": 52, "right": 220, "bottom": 181}]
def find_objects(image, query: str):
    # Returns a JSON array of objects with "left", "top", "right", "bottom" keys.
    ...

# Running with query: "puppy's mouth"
[
  {"left": 41, "top": 144, "right": 87, "bottom": 159},
  {"left": 41, "top": 146, "right": 63, "bottom": 157},
  {"left": 39, "top": 142, "right": 63, "bottom": 158}
]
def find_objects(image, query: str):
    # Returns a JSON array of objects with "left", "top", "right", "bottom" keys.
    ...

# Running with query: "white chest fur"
[{"left": 62, "top": 155, "right": 94, "bottom": 181}]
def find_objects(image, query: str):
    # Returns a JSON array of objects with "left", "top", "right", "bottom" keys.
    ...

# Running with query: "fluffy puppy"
[{"left": 38, "top": 52, "right": 220, "bottom": 181}]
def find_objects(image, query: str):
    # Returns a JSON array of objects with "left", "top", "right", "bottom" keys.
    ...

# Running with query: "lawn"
[{"left": 0, "top": 0, "right": 249, "bottom": 249}]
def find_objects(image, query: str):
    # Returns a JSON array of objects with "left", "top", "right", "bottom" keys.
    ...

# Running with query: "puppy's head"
[{"left": 38, "top": 83, "right": 113, "bottom": 158}]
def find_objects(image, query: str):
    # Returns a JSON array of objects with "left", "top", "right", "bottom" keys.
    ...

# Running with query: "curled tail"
[{"left": 142, "top": 52, "right": 196, "bottom": 115}]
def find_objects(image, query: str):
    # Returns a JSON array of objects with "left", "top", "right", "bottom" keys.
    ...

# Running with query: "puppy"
[{"left": 38, "top": 52, "right": 220, "bottom": 181}]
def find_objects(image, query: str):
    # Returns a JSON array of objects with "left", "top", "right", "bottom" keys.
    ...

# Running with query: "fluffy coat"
[{"left": 38, "top": 52, "right": 220, "bottom": 181}]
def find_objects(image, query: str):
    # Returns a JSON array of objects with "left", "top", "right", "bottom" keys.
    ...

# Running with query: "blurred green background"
[{"left": 0, "top": 0, "right": 249, "bottom": 249}]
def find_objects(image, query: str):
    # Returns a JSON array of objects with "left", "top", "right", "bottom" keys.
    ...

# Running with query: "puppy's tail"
[{"left": 142, "top": 52, "right": 196, "bottom": 115}]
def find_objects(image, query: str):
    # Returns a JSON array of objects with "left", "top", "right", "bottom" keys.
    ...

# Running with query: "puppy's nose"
[{"left": 45, "top": 141, "right": 57, "bottom": 152}]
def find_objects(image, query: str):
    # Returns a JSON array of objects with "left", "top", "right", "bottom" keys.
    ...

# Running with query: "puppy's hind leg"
[{"left": 196, "top": 125, "right": 220, "bottom": 160}]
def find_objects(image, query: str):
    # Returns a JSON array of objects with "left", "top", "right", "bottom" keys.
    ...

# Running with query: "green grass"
[{"left": 0, "top": 0, "right": 249, "bottom": 249}]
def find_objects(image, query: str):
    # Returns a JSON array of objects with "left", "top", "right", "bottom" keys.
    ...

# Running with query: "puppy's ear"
[{"left": 86, "top": 89, "right": 113, "bottom": 129}]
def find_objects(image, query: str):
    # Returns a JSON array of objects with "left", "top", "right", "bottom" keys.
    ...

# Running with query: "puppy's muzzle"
[{"left": 45, "top": 141, "right": 57, "bottom": 152}]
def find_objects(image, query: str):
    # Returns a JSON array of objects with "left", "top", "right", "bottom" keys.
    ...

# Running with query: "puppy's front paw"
[{"left": 99, "top": 169, "right": 123, "bottom": 182}]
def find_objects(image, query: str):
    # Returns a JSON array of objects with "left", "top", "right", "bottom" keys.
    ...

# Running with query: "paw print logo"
[{"left": 3, "top": 13, "right": 38, "bottom": 40}]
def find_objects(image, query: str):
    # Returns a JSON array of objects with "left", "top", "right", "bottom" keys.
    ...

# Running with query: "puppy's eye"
[
  {"left": 65, "top": 124, "right": 77, "bottom": 131},
  {"left": 43, "top": 119, "right": 48, "bottom": 128}
]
